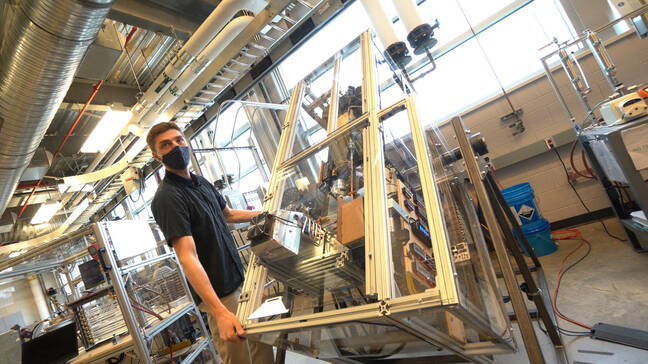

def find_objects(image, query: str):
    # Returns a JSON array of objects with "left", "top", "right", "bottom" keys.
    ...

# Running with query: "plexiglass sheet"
[
  {"left": 426, "top": 128, "right": 509, "bottom": 338},
  {"left": 124, "top": 257, "right": 192, "bottom": 329},
  {"left": 380, "top": 105, "right": 440, "bottom": 298},
  {"left": 289, "top": 37, "right": 363, "bottom": 158},
  {"left": 248, "top": 318, "right": 446, "bottom": 360},
  {"left": 248, "top": 122, "right": 368, "bottom": 321}
]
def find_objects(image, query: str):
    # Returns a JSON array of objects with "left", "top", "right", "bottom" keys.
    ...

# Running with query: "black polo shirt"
[{"left": 151, "top": 170, "right": 245, "bottom": 304}]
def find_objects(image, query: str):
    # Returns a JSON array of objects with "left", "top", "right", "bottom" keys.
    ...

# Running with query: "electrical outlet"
[{"left": 544, "top": 137, "right": 555, "bottom": 149}]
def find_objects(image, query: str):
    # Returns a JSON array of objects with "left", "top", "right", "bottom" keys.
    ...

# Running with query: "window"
[
  {"left": 188, "top": 98, "right": 271, "bottom": 204},
  {"left": 278, "top": 0, "right": 575, "bottom": 126}
]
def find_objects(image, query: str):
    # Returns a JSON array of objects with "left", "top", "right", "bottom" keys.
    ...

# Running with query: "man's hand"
[
  {"left": 213, "top": 307, "right": 246, "bottom": 343},
  {"left": 172, "top": 236, "right": 246, "bottom": 343}
]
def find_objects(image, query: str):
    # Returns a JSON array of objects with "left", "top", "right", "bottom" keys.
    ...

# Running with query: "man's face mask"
[{"left": 162, "top": 145, "right": 191, "bottom": 170}]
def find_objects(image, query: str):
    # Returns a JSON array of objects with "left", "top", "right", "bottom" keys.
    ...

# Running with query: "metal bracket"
[
  {"left": 501, "top": 108, "right": 525, "bottom": 136},
  {"left": 378, "top": 300, "right": 391, "bottom": 316},
  {"left": 239, "top": 291, "right": 250, "bottom": 303},
  {"left": 263, "top": 193, "right": 273, "bottom": 202}
]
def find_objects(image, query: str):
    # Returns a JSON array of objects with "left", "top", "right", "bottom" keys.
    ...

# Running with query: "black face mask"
[{"left": 162, "top": 145, "right": 191, "bottom": 170}]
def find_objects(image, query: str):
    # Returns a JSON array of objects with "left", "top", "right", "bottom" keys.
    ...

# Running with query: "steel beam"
[
  {"left": 108, "top": 0, "right": 199, "bottom": 40},
  {"left": 64, "top": 80, "right": 139, "bottom": 107},
  {"left": 451, "top": 116, "right": 545, "bottom": 364}
]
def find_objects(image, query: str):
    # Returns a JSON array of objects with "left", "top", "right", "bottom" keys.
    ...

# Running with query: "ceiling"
[{"left": 0, "top": 0, "right": 335, "bottom": 244}]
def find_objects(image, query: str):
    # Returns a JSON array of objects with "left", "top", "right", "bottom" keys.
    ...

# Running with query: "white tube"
[
  {"left": 360, "top": 0, "right": 399, "bottom": 47},
  {"left": 29, "top": 275, "right": 49, "bottom": 320},
  {"left": 126, "top": 0, "right": 264, "bottom": 128},
  {"left": 61, "top": 15, "right": 255, "bottom": 186},
  {"left": 391, "top": 0, "right": 424, "bottom": 32},
  {"left": 140, "top": 15, "right": 255, "bottom": 127}
]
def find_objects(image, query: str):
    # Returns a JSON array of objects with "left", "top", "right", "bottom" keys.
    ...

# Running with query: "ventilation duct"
[{"left": 0, "top": 0, "right": 114, "bottom": 218}]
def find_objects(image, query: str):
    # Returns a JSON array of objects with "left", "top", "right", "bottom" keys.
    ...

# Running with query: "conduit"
[
  {"left": 0, "top": 0, "right": 113, "bottom": 218},
  {"left": 63, "top": 11, "right": 259, "bottom": 187},
  {"left": 125, "top": 0, "right": 264, "bottom": 131}
]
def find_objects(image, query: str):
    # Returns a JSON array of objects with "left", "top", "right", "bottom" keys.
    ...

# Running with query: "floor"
[
  {"left": 281, "top": 218, "right": 648, "bottom": 363},
  {"left": 495, "top": 218, "right": 648, "bottom": 364}
]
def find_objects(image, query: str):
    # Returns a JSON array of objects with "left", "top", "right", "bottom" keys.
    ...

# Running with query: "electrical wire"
[
  {"left": 454, "top": 0, "right": 524, "bottom": 129},
  {"left": 551, "top": 147, "right": 627, "bottom": 242},
  {"left": 550, "top": 229, "right": 593, "bottom": 331},
  {"left": 569, "top": 140, "right": 596, "bottom": 179},
  {"left": 129, "top": 302, "right": 174, "bottom": 363}
]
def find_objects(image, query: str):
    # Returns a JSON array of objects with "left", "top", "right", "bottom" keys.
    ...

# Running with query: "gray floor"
[
  {"left": 282, "top": 218, "right": 648, "bottom": 363},
  {"left": 496, "top": 218, "right": 648, "bottom": 364}
]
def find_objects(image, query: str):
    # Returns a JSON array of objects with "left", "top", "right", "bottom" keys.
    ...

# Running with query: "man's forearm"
[
  {"left": 224, "top": 208, "right": 260, "bottom": 223},
  {"left": 178, "top": 253, "right": 228, "bottom": 314}
]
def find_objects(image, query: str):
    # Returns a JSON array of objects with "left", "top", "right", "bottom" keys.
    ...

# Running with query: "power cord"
[
  {"left": 551, "top": 147, "right": 627, "bottom": 242},
  {"left": 551, "top": 229, "right": 593, "bottom": 331}
]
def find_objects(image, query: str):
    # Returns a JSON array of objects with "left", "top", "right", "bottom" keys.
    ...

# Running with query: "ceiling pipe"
[
  {"left": 139, "top": 15, "right": 255, "bottom": 128},
  {"left": 0, "top": 0, "right": 114, "bottom": 219},
  {"left": 390, "top": 0, "right": 439, "bottom": 55},
  {"left": 17, "top": 80, "right": 104, "bottom": 219},
  {"left": 124, "top": 0, "right": 266, "bottom": 134},
  {"left": 359, "top": 0, "right": 412, "bottom": 68},
  {"left": 61, "top": 8, "right": 262, "bottom": 188}
]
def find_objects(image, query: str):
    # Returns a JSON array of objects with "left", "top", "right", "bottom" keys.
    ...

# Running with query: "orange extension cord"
[{"left": 550, "top": 229, "right": 593, "bottom": 330}]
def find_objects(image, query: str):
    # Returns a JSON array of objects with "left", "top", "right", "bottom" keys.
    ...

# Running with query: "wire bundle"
[{"left": 551, "top": 147, "right": 626, "bottom": 242}]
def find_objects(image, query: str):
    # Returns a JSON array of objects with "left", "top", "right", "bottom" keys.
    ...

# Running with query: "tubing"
[
  {"left": 126, "top": 0, "right": 263, "bottom": 128},
  {"left": 391, "top": 0, "right": 424, "bottom": 32},
  {"left": 140, "top": 15, "right": 255, "bottom": 127},
  {"left": 359, "top": 0, "right": 399, "bottom": 47}
]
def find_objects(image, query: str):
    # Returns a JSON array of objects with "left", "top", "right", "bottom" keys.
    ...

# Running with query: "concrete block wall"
[{"left": 434, "top": 33, "right": 648, "bottom": 222}]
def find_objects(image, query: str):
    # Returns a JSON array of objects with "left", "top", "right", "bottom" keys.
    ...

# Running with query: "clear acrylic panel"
[
  {"left": 425, "top": 126, "right": 509, "bottom": 338},
  {"left": 148, "top": 310, "right": 213, "bottom": 363},
  {"left": 248, "top": 121, "right": 368, "bottom": 321},
  {"left": 380, "top": 105, "right": 439, "bottom": 299},
  {"left": 249, "top": 319, "right": 445, "bottom": 360},
  {"left": 372, "top": 38, "right": 408, "bottom": 110},
  {"left": 289, "top": 36, "right": 363, "bottom": 159}
]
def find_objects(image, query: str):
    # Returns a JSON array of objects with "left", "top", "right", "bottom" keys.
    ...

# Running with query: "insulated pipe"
[
  {"left": 61, "top": 13, "right": 258, "bottom": 187},
  {"left": 360, "top": 0, "right": 411, "bottom": 67},
  {"left": 0, "top": 0, "right": 113, "bottom": 218},
  {"left": 139, "top": 15, "right": 254, "bottom": 127},
  {"left": 391, "top": 0, "right": 438, "bottom": 54},
  {"left": 359, "top": 0, "right": 399, "bottom": 48},
  {"left": 29, "top": 275, "right": 50, "bottom": 320},
  {"left": 126, "top": 0, "right": 264, "bottom": 129},
  {"left": 391, "top": 0, "right": 423, "bottom": 32}
]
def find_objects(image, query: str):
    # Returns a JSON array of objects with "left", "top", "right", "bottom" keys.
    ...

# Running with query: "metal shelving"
[{"left": 93, "top": 220, "right": 218, "bottom": 363}]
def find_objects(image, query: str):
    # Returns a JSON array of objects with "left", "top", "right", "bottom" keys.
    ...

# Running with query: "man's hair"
[{"left": 146, "top": 122, "right": 182, "bottom": 154}]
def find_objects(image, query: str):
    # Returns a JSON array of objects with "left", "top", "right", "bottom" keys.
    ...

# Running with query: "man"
[{"left": 147, "top": 122, "right": 274, "bottom": 364}]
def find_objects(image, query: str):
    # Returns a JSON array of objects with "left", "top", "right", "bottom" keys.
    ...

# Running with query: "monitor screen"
[
  {"left": 79, "top": 259, "right": 104, "bottom": 289},
  {"left": 22, "top": 321, "right": 78, "bottom": 364}
]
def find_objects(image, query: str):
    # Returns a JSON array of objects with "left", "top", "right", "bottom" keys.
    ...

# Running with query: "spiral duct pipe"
[{"left": 0, "top": 0, "right": 113, "bottom": 218}]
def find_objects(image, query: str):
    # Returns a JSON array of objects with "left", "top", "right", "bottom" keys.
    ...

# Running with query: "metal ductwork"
[{"left": 0, "top": 0, "right": 114, "bottom": 218}]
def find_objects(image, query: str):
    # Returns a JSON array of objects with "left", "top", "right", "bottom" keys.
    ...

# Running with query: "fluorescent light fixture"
[
  {"left": 30, "top": 201, "right": 61, "bottom": 225},
  {"left": 70, "top": 199, "right": 90, "bottom": 221},
  {"left": 81, "top": 108, "right": 132, "bottom": 153}
]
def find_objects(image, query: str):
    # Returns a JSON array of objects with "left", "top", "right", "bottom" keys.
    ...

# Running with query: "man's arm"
[
  {"left": 172, "top": 235, "right": 245, "bottom": 343},
  {"left": 222, "top": 207, "right": 260, "bottom": 223}
]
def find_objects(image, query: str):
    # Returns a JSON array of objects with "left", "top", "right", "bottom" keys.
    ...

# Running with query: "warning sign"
[{"left": 517, "top": 204, "right": 535, "bottom": 221}]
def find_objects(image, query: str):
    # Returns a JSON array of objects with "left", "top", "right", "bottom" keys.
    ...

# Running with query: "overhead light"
[
  {"left": 69, "top": 199, "right": 90, "bottom": 221},
  {"left": 81, "top": 108, "right": 132, "bottom": 153},
  {"left": 30, "top": 201, "right": 61, "bottom": 225}
]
